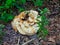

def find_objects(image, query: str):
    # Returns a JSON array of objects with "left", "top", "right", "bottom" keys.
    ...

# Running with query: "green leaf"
[
  {"left": 37, "top": 8, "right": 49, "bottom": 38},
  {"left": 6, "top": 14, "right": 14, "bottom": 22},
  {"left": 0, "top": 6, "right": 5, "bottom": 9},
  {"left": 5, "top": 0, "right": 16, "bottom": 8},
  {"left": 19, "top": 7, "right": 25, "bottom": 12},
  {"left": 18, "top": 0, "right": 26, "bottom": 4},
  {"left": 40, "top": 8, "right": 49, "bottom": 14},
  {"left": 0, "top": 11, "right": 14, "bottom": 22},
  {"left": 32, "top": 0, "right": 43, "bottom": 6},
  {"left": 21, "top": 0, "right": 26, "bottom": 4},
  {"left": 41, "top": 15, "right": 49, "bottom": 26}
]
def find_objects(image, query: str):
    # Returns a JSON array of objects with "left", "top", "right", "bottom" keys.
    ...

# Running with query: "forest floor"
[{"left": 1, "top": 0, "right": 60, "bottom": 45}]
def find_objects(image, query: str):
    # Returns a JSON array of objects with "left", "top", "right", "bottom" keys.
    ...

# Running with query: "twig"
[
  {"left": 22, "top": 38, "right": 35, "bottom": 45},
  {"left": 17, "top": 36, "right": 20, "bottom": 45}
]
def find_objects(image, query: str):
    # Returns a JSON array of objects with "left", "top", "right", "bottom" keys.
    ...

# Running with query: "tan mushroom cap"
[{"left": 11, "top": 10, "right": 39, "bottom": 35}]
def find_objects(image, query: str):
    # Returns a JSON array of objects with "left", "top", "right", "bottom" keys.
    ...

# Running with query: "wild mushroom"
[{"left": 11, "top": 10, "right": 39, "bottom": 35}]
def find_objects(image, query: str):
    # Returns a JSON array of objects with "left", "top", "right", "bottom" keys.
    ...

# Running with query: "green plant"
[
  {"left": 5, "top": 0, "right": 16, "bottom": 8},
  {"left": 0, "top": 24, "right": 5, "bottom": 44},
  {"left": 19, "top": 0, "right": 26, "bottom": 4},
  {"left": 0, "top": 11, "right": 14, "bottom": 22},
  {"left": 32, "top": 0, "right": 44, "bottom": 6},
  {"left": 19, "top": 7, "right": 25, "bottom": 12},
  {"left": 0, "top": 0, "right": 26, "bottom": 22},
  {"left": 37, "top": 8, "right": 49, "bottom": 38}
]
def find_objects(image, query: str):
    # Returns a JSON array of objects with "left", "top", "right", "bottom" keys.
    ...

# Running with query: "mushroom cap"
[{"left": 11, "top": 10, "right": 39, "bottom": 35}]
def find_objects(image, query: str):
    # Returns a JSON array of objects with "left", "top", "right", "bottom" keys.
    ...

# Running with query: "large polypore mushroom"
[{"left": 11, "top": 10, "right": 39, "bottom": 35}]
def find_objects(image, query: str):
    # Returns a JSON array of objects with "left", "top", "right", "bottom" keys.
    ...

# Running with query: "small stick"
[
  {"left": 22, "top": 38, "right": 35, "bottom": 45},
  {"left": 17, "top": 36, "right": 20, "bottom": 45}
]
